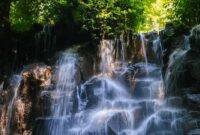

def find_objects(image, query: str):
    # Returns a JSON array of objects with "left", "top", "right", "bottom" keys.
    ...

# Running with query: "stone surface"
[
  {"left": 189, "top": 129, "right": 200, "bottom": 135},
  {"left": 190, "top": 25, "right": 200, "bottom": 51},
  {"left": 185, "top": 94, "right": 200, "bottom": 109},
  {"left": 0, "top": 64, "right": 53, "bottom": 135}
]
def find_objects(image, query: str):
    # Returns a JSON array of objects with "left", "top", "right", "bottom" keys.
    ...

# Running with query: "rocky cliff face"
[
  {"left": 161, "top": 24, "right": 200, "bottom": 134},
  {"left": 0, "top": 24, "right": 200, "bottom": 135},
  {"left": 186, "top": 25, "right": 200, "bottom": 88},
  {"left": 0, "top": 52, "right": 94, "bottom": 135},
  {"left": 0, "top": 64, "right": 52, "bottom": 135},
  {"left": 161, "top": 24, "right": 200, "bottom": 95}
]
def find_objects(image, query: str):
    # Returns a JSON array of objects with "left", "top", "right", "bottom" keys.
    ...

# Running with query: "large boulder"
[{"left": 13, "top": 64, "right": 52, "bottom": 135}]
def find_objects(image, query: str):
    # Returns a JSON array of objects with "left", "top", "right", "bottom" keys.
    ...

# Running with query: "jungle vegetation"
[{"left": 1, "top": 0, "right": 200, "bottom": 38}]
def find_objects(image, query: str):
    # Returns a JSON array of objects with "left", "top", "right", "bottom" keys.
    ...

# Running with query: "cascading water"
[
  {"left": 140, "top": 34, "right": 148, "bottom": 66},
  {"left": 139, "top": 34, "right": 149, "bottom": 73},
  {"left": 152, "top": 37, "right": 163, "bottom": 65},
  {"left": 0, "top": 16, "right": 198, "bottom": 134},
  {"left": 99, "top": 39, "right": 127, "bottom": 76},
  {"left": 6, "top": 74, "right": 22, "bottom": 135},
  {"left": 183, "top": 35, "right": 190, "bottom": 50},
  {"left": 165, "top": 35, "right": 191, "bottom": 92},
  {"left": 32, "top": 34, "right": 189, "bottom": 135},
  {"left": 120, "top": 35, "right": 126, "bottom": 62},
  {"left": 39, "top": 36, "right": 186, "bottom": 135},
  {"left": 99, "top": 40, "right": 115, "bottom": 74},
  {"left": 46, "top": 53, "right": 79, "bottom": 135}
]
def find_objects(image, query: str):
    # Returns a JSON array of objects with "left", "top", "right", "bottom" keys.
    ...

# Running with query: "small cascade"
[
  {"left": 99, "top": 40, "right": 115, "bottom": 74},
  {"left": 183, "top": 35, "right": 190, "bottom": 50},
  {"left": 120, "top": 35, "right": 126, "bottom": 62},
  {"left": 191, "top": 25, "right": 200, "bottom": 45},
  {"left": 139, "top": 34, "right": 149, "bottom": 72},
  {"left": 165, "top": 35, "right": 191, "bottom": 92},
  {"left": 6, "top": 74, "right": 22, "bottom": 135},
  {"left": 99, "top": 39, "right": 127, "bottom": 75},
  {"left": 140, "top": 34, "right": 148, "bottom": 65},
  {"left": 152, "top": 37, "right": 163, "bottom": 65},
  {"left": 47, "top": 53, "right": 79, "bottom": 135}
]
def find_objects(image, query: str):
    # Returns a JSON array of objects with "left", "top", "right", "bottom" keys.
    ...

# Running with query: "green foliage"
[
  {"left": 138, "top": 0, "right": 200, "bottom": 32},
  {"left": 78, "top": 0, "right": 146, "bottom": 38},
  {"left": 139, "top": 0, "right": 174, "bottom": 32},
  {"left": 172, "top": 0, "right": 200, "bottom": 26},
  {"left": 9, "top": 0, "right": 68, "bottom": 31},
  {"left": 9, "top": 0, "right": 200, "bottom": 35}
]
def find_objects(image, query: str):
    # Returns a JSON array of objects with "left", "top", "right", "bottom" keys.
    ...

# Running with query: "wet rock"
[
  {"left": 131, "top": 34, "right": 156, "bottom": 63},
  {"left": 189, "top": 129, "right": 200, "bottom": 135},
  {"left": 0, "top": 90, "right": 9, "bottom": 104},
  {"left": 132, "top": 80, "right": 153, "bottom": 98},
  {"left": 189, "top": 111, "right": 200, "bottom": 119},
  {"left": 107, "top": 126, "right": 117, "bottom": 135},
  {"left": 107, "top": 112, "right": 130, "bottom": 133},
  {"left": 33, "top": 117, "right": 72, "bottom": 135},
  {"left": 163, "top": 25, "right": 200, "bottom": 90},
  {"left": 80, "top": 77, "right": 102, "bottom": 109},
  {"left": 184, "top": 50, "right": 200, "bottom": 88},
  {"left": 183, "top": 119, "right": 200, "bottom": 134},
  {"left": 145, "top": 30, "right": 159, "bottom": 41},
  {"left": 11, "top": 64, "right": 53, "bottom": 135},
  {"left": 160, "top": 23, "right": 190, "bottom": 77},
  {"left": 75, "top": 42, "right": 98, "bottom": 78},
  {"left": 182, "top": 88, "right": 199, "bottom": 95},
  {"left": 148, "top": 107, "right": 186, "bottom": 135},
  {"left": 79, "top": 56, "right": 96, "bottom": 81},
  {"left": 0, "top": 105, "right": 8, "bottom": 135},
  {"left": 131, "top": 63, "right": 161, "bottom": 78},
  {"left": 190, "top": 25, "right": 200, "bottom": 51},
  {"left": 23, "top": 130, "right": 32, "bottom": 135},
  {"left": 185, "top": 94, "right": 200, "bottom": 109},
  {"left": 128, "top": 35, "right": 142, "bottom": 62},
  {"left": 132, "top": 107, "right": 145, "bottom": 128},
  {"left": 167, "top": 97, "right": 184, "bottom": 108}
]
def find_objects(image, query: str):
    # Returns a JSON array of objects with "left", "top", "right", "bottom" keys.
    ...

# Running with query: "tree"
[
  {"left": 172, "top": 0, "right": 200, "bottom": 26},
  {"left": 9, "top": 0, "right": 68, "bottom": 31},
  {"left": 139, "top": 0, "right": 174, "bottom": 32},
  {"left": 78, "top": 0, "right": 146, "bottom": 38}
]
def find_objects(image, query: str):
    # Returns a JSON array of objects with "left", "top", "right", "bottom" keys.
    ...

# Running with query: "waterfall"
[
  {"left": 6, "top": 74, "right": 22, "bottom": 135},
  {"left": 99, "top": 40, "right": 115, "bottom": 74},
  {"left": 47, "top": 34, "right": 186, "bottom": 134},
  {"left": 183, "top": 35, "right": 190, "bottom": 50},
  {"left": 165, "top": 35, "right": 191, "bottom": 92},
  {"left": 2, "top": 31, "right": 191, "bottom": 135},
  {"left": 99, "top": 39, "right": 126, "bottom": 75},
  {"left": 31, "top": 34, "right": 189, "bottom": 135},
  {"left": 120, "top": 35, "right": 126, "bottom": 62},
  {"left": 47, "top": 53, "right": 79, "bottom": 135},
  {"left": 140, "top": 34, "right": 148, "bottom": 65},
  {"left": 152, "top": 37, "right": 163, "bottom": 65},
  {"left": 140, "top": 34, "right": 149, "bottom": 73}
]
